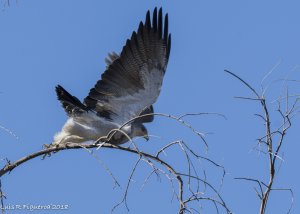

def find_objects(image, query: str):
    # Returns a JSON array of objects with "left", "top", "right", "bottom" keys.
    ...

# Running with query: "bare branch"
[
  {"left": 226, "top": 69, "right": 296, "bottom": 214},
  {"left": 224, "top": 69, "right": 260, "bottom": 98},
  {"left": 79, "top": 145, "right": 120, "bottom": 188},
  {"left": 0, "top": 179, "right": 5, "bottom": 214},
  {"left": 234, "top": 177, "right": 264, "bottom": 198},
  {"left": 0, "top": 102, "right": 228, "bottom": 214},
  {"left": 116, "top": 112, "right": 209, "bottom": 149},
  {"left": 112, "top": 156, "right": 142, "bottom": 213},
  {"left": 178, "top": 112, "right": 227, "bottom": 120}
]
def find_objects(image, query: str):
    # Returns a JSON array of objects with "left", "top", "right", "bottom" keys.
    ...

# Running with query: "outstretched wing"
[{"left": 84, "top": 7, "right": 171, "bottom": 125}]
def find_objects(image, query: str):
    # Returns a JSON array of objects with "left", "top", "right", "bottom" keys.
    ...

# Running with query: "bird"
[{"left": 52, "top": 7, "right": 171, "bottom": 146}]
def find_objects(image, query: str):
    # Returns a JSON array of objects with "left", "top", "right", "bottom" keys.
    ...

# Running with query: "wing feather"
[{"left": 84, "top": 7, "right": 171, "bottom": 124}]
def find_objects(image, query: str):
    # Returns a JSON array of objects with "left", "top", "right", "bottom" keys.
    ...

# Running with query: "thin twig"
[
  {"left": 111, "top": 156, "right": 142, "bottom": 213},
  {"left": 0, "top": 179, "right": 5, "bottom": 214}
]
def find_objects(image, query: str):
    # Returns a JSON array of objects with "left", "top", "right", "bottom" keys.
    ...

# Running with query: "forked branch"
[{"left": 225, "top": 69, "right": 295, "bottom": 214}]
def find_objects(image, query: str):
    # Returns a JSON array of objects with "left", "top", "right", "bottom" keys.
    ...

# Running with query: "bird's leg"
[
  {"left": 43, "top": 143, "right": 51, "bottom": 149},
  {"left": 43, "top": 135, "right": 87, "bottom": 159},
  {"left": 43, "top": 143, "right": 60, "bottom": 149},
  {"left": 42, "top": 143, "right": 61, "bottom": 159}
]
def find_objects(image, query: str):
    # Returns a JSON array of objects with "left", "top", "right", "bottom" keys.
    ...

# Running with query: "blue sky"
[{"left": 1, "top": 0, "right": 300, "bottom": 213}]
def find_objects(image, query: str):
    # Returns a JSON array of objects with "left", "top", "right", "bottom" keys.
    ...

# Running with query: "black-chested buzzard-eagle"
[{"left": 53, "top": 7, "right": 171, "bottom": 145}]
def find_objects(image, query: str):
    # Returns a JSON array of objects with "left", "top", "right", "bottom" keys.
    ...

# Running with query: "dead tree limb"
[{"left": 225, "top": 69, "right": 296, "bottom": 214}]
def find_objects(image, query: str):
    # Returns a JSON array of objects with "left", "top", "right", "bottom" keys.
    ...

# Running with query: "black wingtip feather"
[
  {"left": 131, "top": 31, "right": 138, "bottom": 46},
  {"left": 145, "top": 10, "right": 151, "bottom": 30},
  {"left": 152, "top": 7, "right": 157, "bottom": 31},
  {"left": 56, "top": 85, "right": 70, "bottom": 100},
  {"left": 138, "top": 21, "right": 144, "bottom": 35},
  {"left": 164, "top": 13, "right": 169, "bottom": 42},
  {"left": 158, "top": 8, "right": 163, "bottom": 38}
]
